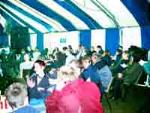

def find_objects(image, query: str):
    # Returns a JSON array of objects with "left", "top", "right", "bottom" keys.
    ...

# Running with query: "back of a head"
[
  {"left": 5, "top": 82, "right": 27, "bottom": 108},
  {"left": 57, "top": 65, "right": 78, "bottom": 82},
  {"left": 46, "top": 78, "right": 103, "bottom": 113}
]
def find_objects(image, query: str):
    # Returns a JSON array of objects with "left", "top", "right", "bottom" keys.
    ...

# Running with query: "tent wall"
[
  {"left": 29, "top": 26, "right": 150, "bottom": 55},
  {"left": 36, "top": 33, "right": 44, "bottom": 51},
  {"left": 43, "top": 31, "right": 80, "bottom": 51},
  {"left": 80, "top": 30, "right": 91, "bottom": 50},
  {"left": 0, "top": 26, "right": 149, "bottom": 55},
  {"left": 141, "top": 27, "right": 150, "bottom": 49},
  {"left": 106, "top": 28, "right": 120, "bottom": 55},
  {"left": 122, "top": 0, "right": 150, "bottom": 26}
]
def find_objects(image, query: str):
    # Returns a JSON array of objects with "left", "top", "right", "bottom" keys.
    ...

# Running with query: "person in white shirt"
[{"left": 20, "top": 53, "right": 34, "bottom": 78}]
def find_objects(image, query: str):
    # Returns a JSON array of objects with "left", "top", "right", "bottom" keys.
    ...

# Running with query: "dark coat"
[{"left": 28, "top": 73, "right": 50, "bottom": 99}]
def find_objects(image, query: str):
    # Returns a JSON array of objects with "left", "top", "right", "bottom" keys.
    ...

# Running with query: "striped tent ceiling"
[{"left": 0, "top": 0, "right": 150, "bottom": 33}]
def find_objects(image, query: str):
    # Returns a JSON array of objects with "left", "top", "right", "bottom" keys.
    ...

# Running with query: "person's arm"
[{"left": 27, "top": 75, "right": 42, "bottom": 99}]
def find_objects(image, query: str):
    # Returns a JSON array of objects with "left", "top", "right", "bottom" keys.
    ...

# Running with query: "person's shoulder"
[
  {"left": 66, "top": 79, "right": 99, "bottom": 94},
  {"left": 82, "top": 80, "right": 99, "bottom": 89},
  {"left": 14, "top": 106, "right": 40, "bottom": 113}
]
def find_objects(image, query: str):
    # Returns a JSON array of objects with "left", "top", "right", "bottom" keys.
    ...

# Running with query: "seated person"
[
  {"left": 5, "top": 82, "right": 40, "bottom": 113},
  {"left": 111, "top": 50, "right": 129, "bottom": 74},
  {"left": 80, "top": 55, "right": 102, "bottom": 93},
  {"left": 102, "top": 50, "right": 112, "bottom": 67},
  {"left": 121, "top": 57, "right": 143, "bottom": 100},
  {"left": 123, "top": 59, "right": 143, "bottom": 86},
  {"left": 91, "top": 52, "right": 112, "bottom": 92},
  {"left": 111, "top": 51, "right": 131, "bottom": 100},
  {"left": 45, "top": 65, "right": 103, "bottom": 113}
]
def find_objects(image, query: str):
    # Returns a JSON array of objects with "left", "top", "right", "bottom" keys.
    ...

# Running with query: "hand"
[
  {"left": 27, "top": 79, "right": 35, "bottom": 88},
  {"left": 37, "top": 87, "right": 45, "bottom": 91}
]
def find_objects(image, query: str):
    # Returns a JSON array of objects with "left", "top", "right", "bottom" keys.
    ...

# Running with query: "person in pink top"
[{"left": 45, "top": 62, "right": 103, "bottom": 113}]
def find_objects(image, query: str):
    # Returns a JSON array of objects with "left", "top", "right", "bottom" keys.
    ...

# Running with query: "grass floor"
[{"left": 102, "top": 86, "right": 149, "bottom": 113}]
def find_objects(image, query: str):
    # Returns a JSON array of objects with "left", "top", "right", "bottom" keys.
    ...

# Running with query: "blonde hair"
[
  {"left": 5, "top": 82, "right": 27, "bottom": 108},
  {"left": 57, "top": 65, "right": 79, "bottom": 83}
]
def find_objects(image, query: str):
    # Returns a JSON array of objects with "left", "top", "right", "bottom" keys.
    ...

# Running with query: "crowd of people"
[{"left": 0, "top": 44, "right": 150, "bottom": 113}]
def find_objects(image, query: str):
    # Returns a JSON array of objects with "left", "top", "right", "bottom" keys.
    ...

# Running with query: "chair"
[
  {"left": 134, "top": 71, "right": 146, "bottom": 87},
  {"left": 135, "top": 61, "right": 150, "bottom": 88},
  {"left": 103, "top": 76, "right": 114, "bottom": 113}
]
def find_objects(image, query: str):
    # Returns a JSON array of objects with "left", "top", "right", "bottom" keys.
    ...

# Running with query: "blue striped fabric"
[
  {"left": 1, "top": 0, "right": 149, "bottom": 31},
  {"left": 0, "top": 4, "right": 40, "bottom": 33},
  {"left": 141, "top": 27, "right": 150, "bottom": 49},
  {"left": 20, "top": 0, "right": 76, "bottom": 31},
  {"left": 122, "top": 0, "right": 150, "bottom": 26},
  {"left": 5, "top": 0, "right": 53, "bottom": 32},
  {"left": 55, "top": 0, "right": 102, "bottom": 29},
  {"left": 1, "top": 12, "right": 20, "bottom": 28},
  {"left": 105, "top": 28, "right": 120, "bottom": 55},
  {"left": 80, "top": 30, "right": 91, "bottom": 49},
  {"left": 37, "top": 33, "right": 44, "bottom": 51},
  {"left": 0, "top": 0, "right": 150, "bottom": 51}
]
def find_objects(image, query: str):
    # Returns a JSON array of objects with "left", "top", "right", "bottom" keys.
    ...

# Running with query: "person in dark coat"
[
  {"left": 27, "top": 60, "right": 50, "bottom": 100},
  {"left": 27, "top": 60, "right": 51, "bottom": 113}
]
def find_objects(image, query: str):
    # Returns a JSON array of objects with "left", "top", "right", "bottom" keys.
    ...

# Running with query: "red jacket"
[{"left": 46, "top": 79, "right": 103, "bottom": 113}]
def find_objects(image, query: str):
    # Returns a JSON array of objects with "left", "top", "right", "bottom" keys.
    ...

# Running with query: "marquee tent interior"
[{"left": 0, "top": 0, "right": 150, "bottom": 55}]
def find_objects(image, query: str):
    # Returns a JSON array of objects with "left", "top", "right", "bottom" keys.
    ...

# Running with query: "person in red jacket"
[{"left": 45, "top": 63, "right": 103, "bottom": 113}]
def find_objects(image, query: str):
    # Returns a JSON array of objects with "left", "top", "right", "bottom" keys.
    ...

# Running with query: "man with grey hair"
[{"left": 5, "top": 82, "right": 40, "bottom": 113}]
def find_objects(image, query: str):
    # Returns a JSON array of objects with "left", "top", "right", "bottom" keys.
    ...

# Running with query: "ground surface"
[{"left": 102, "top": 86, "right": 149, "bottom": 113}]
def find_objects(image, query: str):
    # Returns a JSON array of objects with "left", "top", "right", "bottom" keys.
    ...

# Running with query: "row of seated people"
[
  {"left": 1, "top": 44, "right": 150, "bottom": 113},
  {"left": 4, "top": 48, "right": 114, "bottom": 113},
  {"left": 19, "top": 46, "right": 150, "bottom": 101},
  {"left": 4, "top": 59, "right": 104, "bottom": 113},
  {"left": 110, "top": 47, "right": 150, "bottom": 100}
]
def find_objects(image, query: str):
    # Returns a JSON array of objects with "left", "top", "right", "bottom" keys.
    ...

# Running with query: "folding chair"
[
  {"left": 135, "top": 62, "right": 150, "bottom": 87},
  {"left": 103, "top": 76, "right": 114, "bottom": 113},
  {"left": 134, "top": 71, "right": 146, "bottom": 87}
]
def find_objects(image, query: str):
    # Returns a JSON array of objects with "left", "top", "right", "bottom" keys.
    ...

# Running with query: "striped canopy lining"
[
  {"left": 0, "top": 0, "right": 150, "bottom": 52},
  {"left": 0, "top": 0, "right": 145, "bottom": 33}
]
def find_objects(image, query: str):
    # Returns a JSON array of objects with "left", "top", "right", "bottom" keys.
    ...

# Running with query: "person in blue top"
[
  {"left": 80, "top": 55, "right": 103, "bottom": 94},
  {"left": 5, "top": 82, "right": 40, "bottom": 113},
  {"left": 91, "top": 52, "right": 112, "bottom": 92}
]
